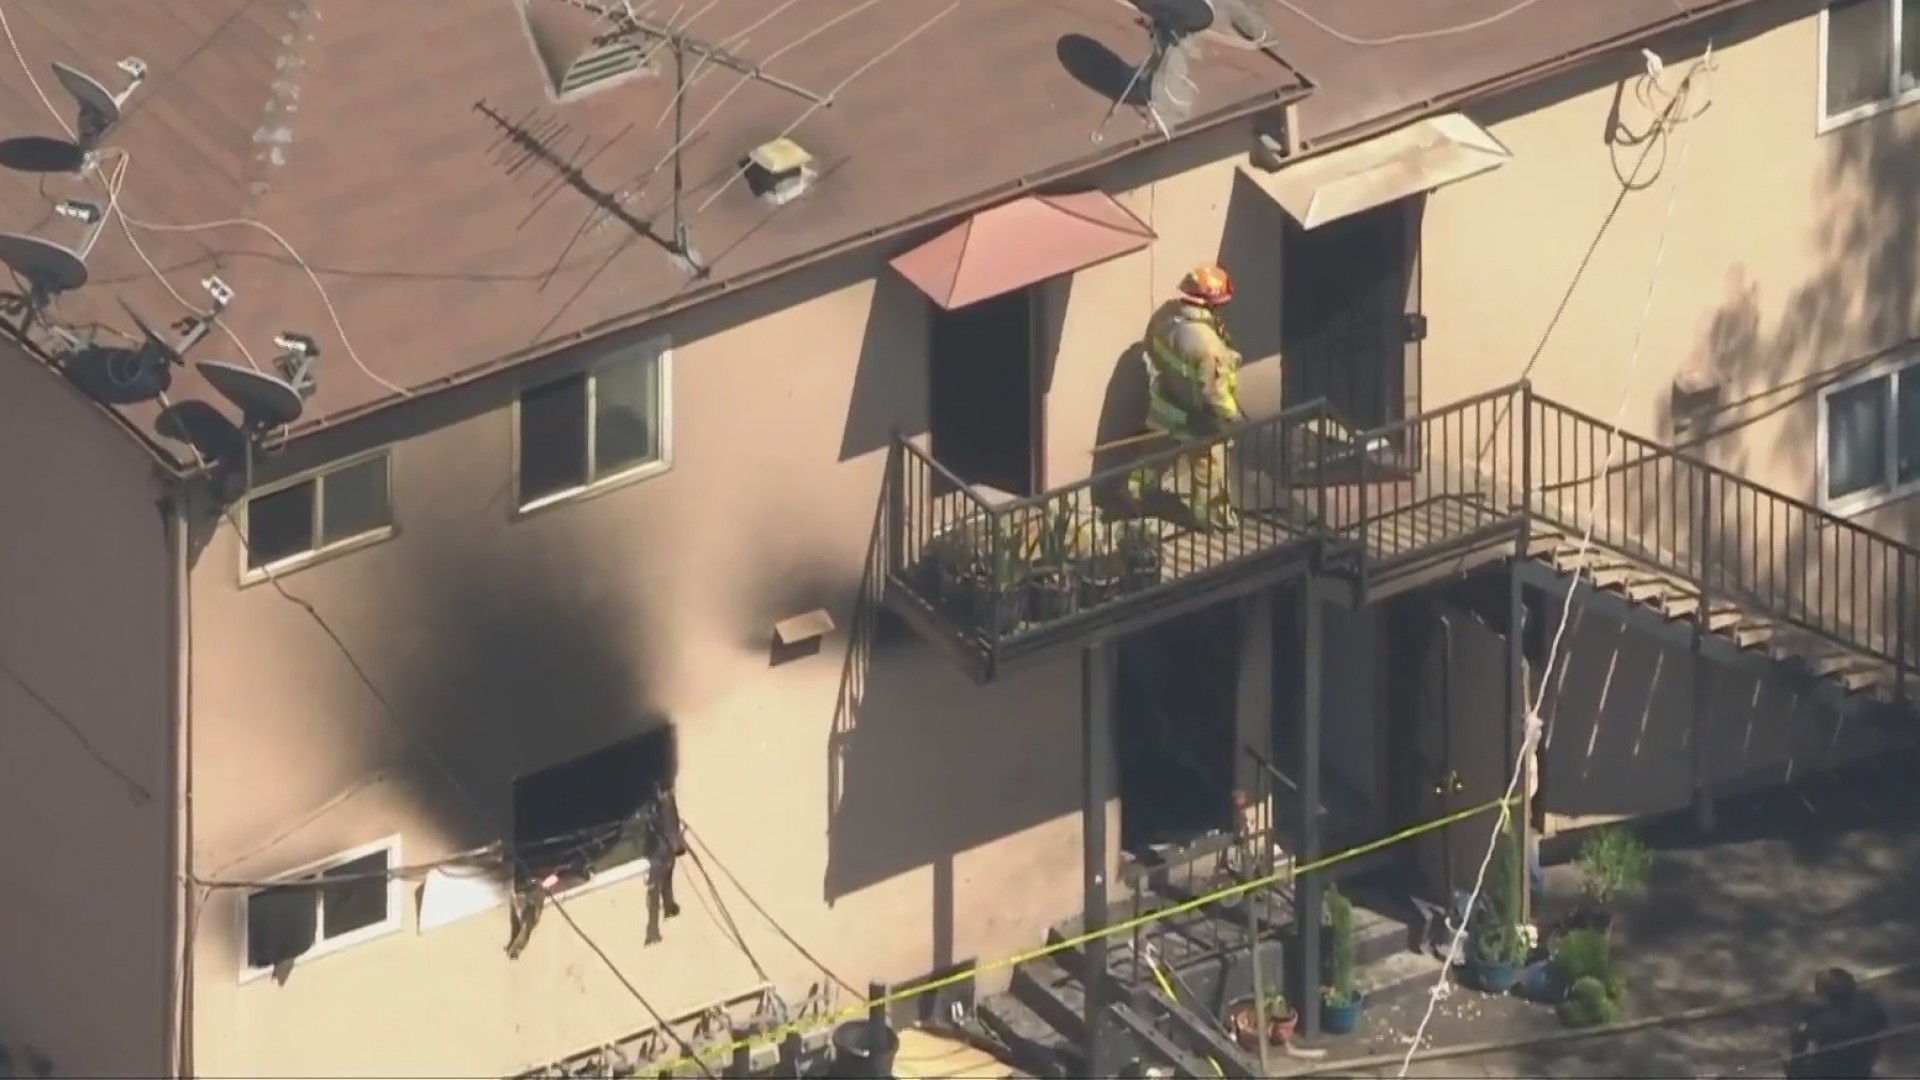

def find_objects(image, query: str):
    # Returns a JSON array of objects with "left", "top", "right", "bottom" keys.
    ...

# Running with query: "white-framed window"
[
  {"left": 241, "top": 451, "right": 394, "bottom": 578},
  {"left": 240, "top": 838, "right": 404, "bottom": 980},
  {"left": 1820, "top": 0, "right": 1920, "bottom": 128},
  {"left": 515, "top": 336, "right": 671, "bottom": 511},
  {"left": 1820, "top": 356, "right": 1920, "bottom": 511}
]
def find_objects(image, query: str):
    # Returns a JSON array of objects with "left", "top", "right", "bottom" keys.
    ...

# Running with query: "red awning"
[{"left": 888, "top": 191, "right": 1156, "bottom": 310}]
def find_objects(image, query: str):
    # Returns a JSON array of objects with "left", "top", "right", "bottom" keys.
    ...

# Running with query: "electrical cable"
[
  {"left": 191, "top": 817, "right": 638, "bottom": 889},
  {"left": 690, "top": 0, "right": 960, "bottom": 217},
  {"left": 1269, "top": 0, "right": 1550, "bottom": 47},
  {"left": 645, "top": 794, "right": 1516, "bottom": 1075},
  {"left": 0, "top": 5, "right": 404, "bottom": 393},
  {"left": 1393, "top": 43, "right": 1714, "bottom": 1078},
  {"left": 0, "top": 652, "right": 152, "bottom": 804},
  {"left": 683, "top": 825, "right": 859, "bottom": 995},
  {"left": 140, "top": 388, "right": 712, "bottom": 1076}
]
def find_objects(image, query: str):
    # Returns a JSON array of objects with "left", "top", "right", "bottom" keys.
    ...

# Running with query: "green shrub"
[
  {"left": 1575, "top": 828, "right": 1653, "bottom": 908},
  {"left": 1557, "top": 975, "right": 1620, "bottom": 1027},
  {"left": 1324, "top": 887, "right": 1360, "bottom": 1008},
  {"left": 1470, "top": 822, "right": 1527, "bottom": 966}
]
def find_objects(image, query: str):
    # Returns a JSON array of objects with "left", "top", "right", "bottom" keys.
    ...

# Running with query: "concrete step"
[
  {"left": 1010, "top": 954, "right": 1090, "bottom": 1049},
  {"left": 975, "top": 992, "right": 1079, "bottom": 1079}
]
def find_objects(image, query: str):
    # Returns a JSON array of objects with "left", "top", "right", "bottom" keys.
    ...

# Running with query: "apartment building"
[{"left": 0, "top": 0, "right": 1914, "bottom": 1076}]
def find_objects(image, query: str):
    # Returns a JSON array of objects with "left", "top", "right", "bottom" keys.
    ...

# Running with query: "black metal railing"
[
  {"left": 1529, "top": 393, "right": 1920, "bottom": 700},
  {"left": 885, "top": 379, "right": 1920, "bottom": 700},
  {"left": 888, "top": 398, "right": 1341, "bottom": 662}
]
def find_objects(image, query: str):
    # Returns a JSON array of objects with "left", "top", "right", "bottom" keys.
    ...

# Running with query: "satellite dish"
[
  {"left": 1095, "top": 0, "right": 1217, "bottom": 142},
  {"left": 1139, "top": 0, "right": 1216, "bottom": 36},
  {"left": 120, "top": 300, "right": 185, "bottom": 367},
  {"left": 0, "top": 232, "right": 89, "bottom": 297},
  {"left": 52, "top": 61, "right": 125, "bottom": 141},
  {"left": 198, "top": 361, "right": 306, "bottom": 431}
]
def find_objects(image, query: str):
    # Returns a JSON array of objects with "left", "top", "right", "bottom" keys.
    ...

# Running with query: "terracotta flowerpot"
[{"left": 1266, "top": 1010, "right": 1299, "bottom": 1047}]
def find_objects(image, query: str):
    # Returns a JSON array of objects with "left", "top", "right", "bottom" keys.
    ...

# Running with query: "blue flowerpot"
[
  {"left": 1519, "top": 958, "right": 1565, "bottom": 1003},
  {"left": 1321, "top": 992, "right": 1365, "bottom": 1035},
  {"left": 1468, "top": 958, "right": 1519, "bottom": 994}
]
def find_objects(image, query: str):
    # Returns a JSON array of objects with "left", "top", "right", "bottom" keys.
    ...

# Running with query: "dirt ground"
[{"left": 1295, "top": 748, "right": 1920, "bottom": 1078}]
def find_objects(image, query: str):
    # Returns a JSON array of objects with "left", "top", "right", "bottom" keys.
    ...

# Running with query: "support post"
[
  {"left": 1297, "top": 574, "right": 1324, "bottom": 1038},
  {"left": 1691, "top": 471, "right": 1716, "bottom": 834},
  {"left": 1081, "top": 640, "right": 1117, "bottom": 1079},
  {"left": 1507, "top": 522, "right": 1531, "bottom": 924},
  {"left": 1898, "top": 553, "right": 1909, "bottom": 709}
]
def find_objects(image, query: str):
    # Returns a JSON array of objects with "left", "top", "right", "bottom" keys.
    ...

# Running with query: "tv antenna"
[
  {"left": 1093, "top": 0, "right": 1216, "bottom": 143},
  {"left": 197, "top": 359, "right": 310, "bottom": 436},
  {"left": 548, "top": 0, "right": 828, "bottom": 276},
  {"left": 51, "top": 58, "right": 147, "bottom": 165}
]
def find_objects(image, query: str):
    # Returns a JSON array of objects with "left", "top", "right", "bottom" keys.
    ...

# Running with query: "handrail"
[
  {"left": 884, "top": 375, "right": 1916, "bottom": 703},
  {"left": 1532, "top": 395, "right": 1920, "bottom": 562},
  {"left": 999, "top": 397, "right": 1336, "bottom": 515}
]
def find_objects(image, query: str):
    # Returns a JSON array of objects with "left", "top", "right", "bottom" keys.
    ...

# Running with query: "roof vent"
[
  {"left": 519, "top": 0, "right": 652, "bottom": 100},
  {"left": 744, "top": 138, "right": 816, "bottom": 206}
]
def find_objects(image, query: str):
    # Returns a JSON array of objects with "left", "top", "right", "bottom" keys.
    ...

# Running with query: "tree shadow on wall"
[{"left": 1663, "top": 114, "right": 1920, "bottom": 654}]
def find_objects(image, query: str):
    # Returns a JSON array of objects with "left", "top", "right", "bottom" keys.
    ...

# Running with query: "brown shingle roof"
[{"left": 0, "top": 0, "right": 1305, "bottom": 467}]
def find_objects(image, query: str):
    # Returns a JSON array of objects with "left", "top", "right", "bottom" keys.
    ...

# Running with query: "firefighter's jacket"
[{"left": 1143, "top": 299, "right": 1242, "bottom": 438}]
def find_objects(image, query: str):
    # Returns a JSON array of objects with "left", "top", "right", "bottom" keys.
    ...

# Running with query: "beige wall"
[
  {"left": 0, "top": 346, "right": 173, "bottom": 1076},
  {"left": 1427, "top": 10, "right": 1920, "bottom": 525},
  {"left": 178, "top": 123, "right": 1274, "bottom": 1077}
]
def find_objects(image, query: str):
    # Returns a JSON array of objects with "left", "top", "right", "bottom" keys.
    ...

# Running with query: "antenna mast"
[{"left": 553, "top": 0, "right": 828, "bottom": 275}]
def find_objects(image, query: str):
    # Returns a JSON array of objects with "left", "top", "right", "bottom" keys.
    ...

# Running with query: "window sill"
[
  {"left": 551, "top": 856, "right": 651, "bottom": 901},
  {"left": 513, "top": 459, "right": 672, "bottom": 520},
  {"left": 1821, "top": 482, "right": 1920, "bottom": 520},
  {"left": 238, "top": 917, "right": 404, "bottom": 986},
  {"left": 238, "top": 526, "right": 397, "bottom": 588},
  {"left": 1818, "top": 90, "right": 1920, "bottom": 135}
]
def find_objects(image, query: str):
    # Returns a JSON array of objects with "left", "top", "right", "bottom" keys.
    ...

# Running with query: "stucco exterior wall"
[
  {"left": 178, "top": 123, "right": 1270, "bottom": 1077},
  {"left": 1427, "top": 10, "right": 1920, "bottom": 523},
  {"left": 0, "top": 345, "right": 172, "bottom": 1077},
  {"left": 1420, "top": 11, "right": 1910, "bottom": 820}
]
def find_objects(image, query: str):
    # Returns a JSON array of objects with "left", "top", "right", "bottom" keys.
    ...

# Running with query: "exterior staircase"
[
  {"left": 884, "top": 381, "right": 1920, "bottom": 713},
  {"left": 1522, "top": 394, "right": 1920, "bottom": 708}
]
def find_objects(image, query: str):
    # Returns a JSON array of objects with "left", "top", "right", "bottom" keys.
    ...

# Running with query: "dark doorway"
[
  {"left": 928, "top": 287, "right": 1041, "bottom": 495},
  {"left": 1281, "top": 197, "right": 1421, "bottom": 444},
  {"left": 1115, "top": 603, "right": 1242, "bottom": 852}
]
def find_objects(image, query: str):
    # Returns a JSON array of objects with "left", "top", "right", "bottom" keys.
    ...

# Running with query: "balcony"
[{"left": 882, "top": 387, "right": 1535, "bottom": 681}]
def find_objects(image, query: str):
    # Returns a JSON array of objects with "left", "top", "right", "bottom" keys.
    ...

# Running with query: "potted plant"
[
  {"left": 1263, "top": 993, "right": 1297, "bottom": 1047},
  {"left": 920, "top": 530, "right": 972, "bottom": 614},
  {"left": 1572, "top": 827, "right": 1653, "bottom": 934},
  {"left": 1549, "top": 928, "right": 1624, "bottom": 1028},
  {"left": 964, "top": 518, "right": 1029, "bottom": 637},
  {"left": 1322, "top": 886, "right": 1366, "bottom": 1034},
  {"left": 1223, "top": 992, "right": 1295, "bottom": 1050},
  {"left": 1077, "top": 523, "right": 1127, "bottom": 610},
  {"left": 1466, "top": 827, "right": 1527, "bottom": 994},
  {"left": 1116, "top": 521, "right": 1162, "bottom": 593},
  {"left": 1027, "top": 503, "right": 1080, "bottom": 623}
]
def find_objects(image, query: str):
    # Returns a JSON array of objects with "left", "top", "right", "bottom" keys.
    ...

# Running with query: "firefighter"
[{"left": 1127, "top": 264, "right": 1244, "bottom": 531}]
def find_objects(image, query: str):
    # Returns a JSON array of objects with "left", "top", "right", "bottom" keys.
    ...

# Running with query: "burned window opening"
[{"left": 510, "top": 724, "right": 677, "bottom": 890}]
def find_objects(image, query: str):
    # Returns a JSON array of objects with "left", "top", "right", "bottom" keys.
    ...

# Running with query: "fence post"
[
  {"left": 884, "top": 437, "right": 905, "bottom": 577},
  {"left": 1519, "top": 381, "right": 1533, "bottom": 512},
  {"left": 1898, "top": 553, "right": 1909, "bottom": 708},
  {"left": 1356, "top": 418, "right": 1371, "bottom": 602},
  {"left": 1690, "top": 469, "right": 1716, "bottom": 834}
]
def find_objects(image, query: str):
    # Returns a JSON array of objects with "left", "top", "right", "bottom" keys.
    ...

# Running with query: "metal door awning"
[
  {"left": 1238, "top": 112, "right": 1513, "bottom": 230},
  {"left": 888, "top": 191, "right": 1155, "bottom": 310}
]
